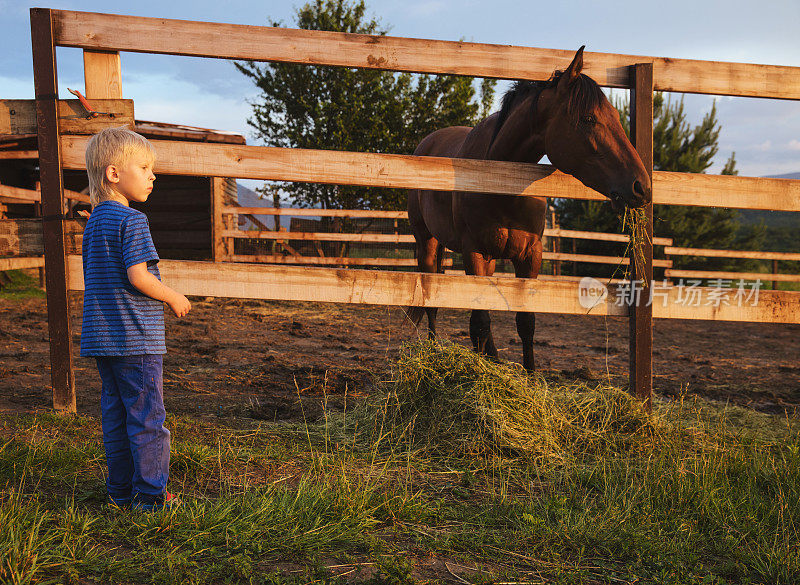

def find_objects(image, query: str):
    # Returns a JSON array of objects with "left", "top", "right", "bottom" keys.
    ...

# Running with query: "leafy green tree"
[
  {"left": 236, "top": 0, "right": 496, "bottom": 211},
  {"left": 554, "top": 93, "right": 764, "bottom": 274}
]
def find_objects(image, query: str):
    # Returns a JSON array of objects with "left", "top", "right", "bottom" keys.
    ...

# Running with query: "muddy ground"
[{"left": 1, "top": 293, "right": 799, "bottom": 418}]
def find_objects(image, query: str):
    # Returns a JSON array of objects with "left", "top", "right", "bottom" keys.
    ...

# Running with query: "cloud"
[
  {"left": 753, "top": 140, "right": 772, "bottom": 152},
  {"left": 788, "top": 139, "right": 800, "bottom": 151}
]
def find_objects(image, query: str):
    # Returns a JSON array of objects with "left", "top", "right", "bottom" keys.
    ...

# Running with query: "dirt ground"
[{"left": 1, "top": 293, "right": 799, "bottom": 419}]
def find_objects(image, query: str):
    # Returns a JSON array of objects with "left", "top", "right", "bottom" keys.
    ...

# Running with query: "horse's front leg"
[
  {"left": 513, "top": 242, "right": 543, "bottom": 372},
  {"left": 464, "top": 251, "right": 498, "bottom": 359}
]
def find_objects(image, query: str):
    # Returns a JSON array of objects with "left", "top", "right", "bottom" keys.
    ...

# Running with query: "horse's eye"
[{"left": 582, "top": 115, "right": 597, "bottom": 125}]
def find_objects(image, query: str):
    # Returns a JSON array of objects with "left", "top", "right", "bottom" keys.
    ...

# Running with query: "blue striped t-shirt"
[{"left": 80, "top": 201, "right": 166, "bottom": 356}]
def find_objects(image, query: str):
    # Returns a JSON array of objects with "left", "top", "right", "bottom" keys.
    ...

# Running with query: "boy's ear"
[{"left": 105, "top": 164, "right": 119, "bottom": 183}]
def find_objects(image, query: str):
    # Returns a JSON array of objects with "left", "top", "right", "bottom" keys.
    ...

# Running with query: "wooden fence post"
[
  {"left": 772, "top": 259, "right": 779, "bottom": 290},
  {"left": 31, "top": 8, "right": 76, "bottom": 413},
  {"left": 629, "top": 63, "right": 654, "bottom": 410},
  {"left": 83, "top": 50, "right": 123, "bottom": 99},
  {"left": 211, "top": 177, "right": 227, "bottom": 262}
]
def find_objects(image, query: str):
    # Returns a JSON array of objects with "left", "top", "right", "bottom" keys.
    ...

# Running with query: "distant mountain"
[
  {"left": 235, "top": 183, "right": 289, "bottom": 229},
  {"left": 765, "top": 172, "right": 800, "bottom": 180}
]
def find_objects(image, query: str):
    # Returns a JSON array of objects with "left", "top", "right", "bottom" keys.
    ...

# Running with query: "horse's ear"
[{"left": 557, "top": 46, "right": 585, "bottom": 92}]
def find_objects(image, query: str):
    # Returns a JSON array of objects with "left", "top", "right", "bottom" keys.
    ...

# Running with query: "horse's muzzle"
[{"left": 609, "top": 179, "right": 651, "bottom": 210}]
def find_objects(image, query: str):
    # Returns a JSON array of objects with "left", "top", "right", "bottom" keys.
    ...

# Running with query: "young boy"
[{"left": 81, "top": 127, "right": 191, "bottom": 511}]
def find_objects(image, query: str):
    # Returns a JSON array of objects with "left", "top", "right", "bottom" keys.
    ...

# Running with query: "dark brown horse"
[{"left": 407, "top": 46, "right": 651, "bottom": 371}]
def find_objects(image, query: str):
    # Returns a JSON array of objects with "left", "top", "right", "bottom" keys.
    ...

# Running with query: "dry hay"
[
  {"left": 365, "top": 340, "right": 666, "bottom": 466},
  {"left": 622, "top": 206, "right": 651, "bottom": 286}
]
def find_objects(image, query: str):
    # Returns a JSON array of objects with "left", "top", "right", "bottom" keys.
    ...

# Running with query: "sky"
[{"left": 1, "top": 0, "right": 799, "bottom": 184}]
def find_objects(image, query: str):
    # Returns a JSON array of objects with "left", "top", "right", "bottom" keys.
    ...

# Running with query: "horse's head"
[{"left": 537, "top": 47, "right": 651, "bottom": 211}]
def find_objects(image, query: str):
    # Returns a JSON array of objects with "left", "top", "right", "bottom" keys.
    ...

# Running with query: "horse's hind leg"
[{"left": 465, "top": 251, "right": 499, "bottom": 358}]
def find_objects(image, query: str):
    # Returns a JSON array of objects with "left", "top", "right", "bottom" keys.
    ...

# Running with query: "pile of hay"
[{"left": 369, "top": 340, "right": 664, "bottom": 465}]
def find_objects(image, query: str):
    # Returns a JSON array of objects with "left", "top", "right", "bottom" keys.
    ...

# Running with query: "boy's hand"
[
  {"left": 127, "top": 263, "right": 192, "bottom": 317},
  {"left": 168, "top": 294, "right": 191, "bottom": 318}
]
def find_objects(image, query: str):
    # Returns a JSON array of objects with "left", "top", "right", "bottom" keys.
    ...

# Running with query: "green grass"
[
  {"left": 0, "top": 270, "right": 45, "bottom": 300},
  {"left": 1, "top": 344, "right": 798, "bottom": 583}
]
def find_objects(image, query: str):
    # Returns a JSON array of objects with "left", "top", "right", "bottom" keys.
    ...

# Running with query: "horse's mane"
[{"left": 486, "top": 71, "right": 606, "bottom": 155}]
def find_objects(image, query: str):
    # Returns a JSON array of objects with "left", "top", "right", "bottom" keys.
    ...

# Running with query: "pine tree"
[
  {"left": 554, "top": 93, "right": 764, "bottom": 274},
  {"left": 236, "top": 0, "right": 495, "bottom": 211}
]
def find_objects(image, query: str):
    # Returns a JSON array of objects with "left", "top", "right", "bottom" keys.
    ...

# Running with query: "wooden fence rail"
[
  {"left": 0, "top": 183, "right": 89, "bottom": 204},
  {"left": 665, "top": 269, "right": 800, "bottom": 283},
  {"left": 52, "top": 10, "right": 800, "bottom": 100},
  {"left": 0, "top": 256, "right": 45, "bottom": 271},
  {"left": 65, "top": 255, "right": 800, "bottom": 324},
  {"left": 223, "top": 207, "right": 674, "bottom": 245},
  {"left": 61, "top": 137, "right": 800, "bottom": 212},
  {"left": 664, "top": 247, "right": 800, "bottom": 262}
]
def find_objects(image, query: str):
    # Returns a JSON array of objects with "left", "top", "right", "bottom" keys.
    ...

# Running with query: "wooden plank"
[
  {"left": 0, "top": 99, "right": 134, "bottom": 135},
  {"left": 66, "top": 255, "right": 628, "bottom": 316},
  {"left": 0, "top": 219, "right": 41, "bottom": 256},
  {"left": 652, "top": 287, "right": 800, "bottom": 323},
  {"left": 654, "top": 172, "right": 800, "bottom": 212},
  {"left": 0, "top": 184, "right": 89, "bottom": 205},
  {"left": 224, "top": 230, "right": 415, "bottom": 244},
  {"left": 227, "top": 208, "right": 672, "bottom": 245},
  {"left": 83, "top": 50, "right": 122, "bottom": 99},
  {"left": 0, "top": 184, "right": 40, "bottom": 204},
  {"left": 0, "top": 196, "right": 34, "bottom": 205},
  {"left": 224, "top": 206, "right": 409, "bottom": 219},
  {"left": 65, "top": 255, "right": 800, "bottom": 324},
  {"left": 229, "top": 254, "right": 453, "bottom": 267},
  {"left": 544, "top": 252, "right": 671, "bottom": 268},
  {"left": 210, "top": 177, "right": 226, "bottom": 262},
  {"left": 0, "top": 150, "right": 39, "bottom": 160},
  {"left": 0, "top": 219, "right": 81, "bottom": 256},
  {"left": 665, "top": 269, "right": 800, "bottom": 282},
  {"left": 0, "top": 256, "right": 45, "bottom": 271},
  {"left": 224, "top": 232, "right": 670, "bottom": 267},
  {"left": 446, "top": 270, "right": 642, "bottom": 285},
  {"left": 52, "top": 10, "right": 800, "bottom": 100},
  {"left": 60, "top": 137, "right": 800, "bottom": 212},
  {"left": 547, "top": 228, "right": 672, "bottom": 246},
  {"left": 664, "top": 246, "right": 800, "bottom": 262},
  {"left": 0, "top": 100, "right": 37, "bottom": 135},
  {"left": 230, "top": 251, "right": 672, "bottom": 268},
  {"left": 134, "top": 122, "right": 246, "bottom": 145},
  {"left": 629, "top": 63, "right": 654, "bottom": 409},
  {"left": 32, "top": 8, "right": 76, "bottom": 414},
  {"left": 62, "top": 136, "right": 606, "bottom": 202}
]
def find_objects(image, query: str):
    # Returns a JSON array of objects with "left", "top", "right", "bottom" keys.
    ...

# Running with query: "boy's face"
[{"left": 106, "top": 153, "right": 155, "bottom": 204}]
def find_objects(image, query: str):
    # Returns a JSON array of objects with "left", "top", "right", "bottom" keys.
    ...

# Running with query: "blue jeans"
[{"left": 96, "top": 355, "right": 170, "bottom": 502}]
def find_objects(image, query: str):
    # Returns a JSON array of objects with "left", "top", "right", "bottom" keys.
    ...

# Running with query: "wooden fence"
[
  {"left": 222, "top": 207, "right": 674, "bottom": 270},
  {"left": 25, "top": 8, "right": 800, "bottom": 413},
  {"left": 221, "top": 208, "right": 800, "bottom": 285}
]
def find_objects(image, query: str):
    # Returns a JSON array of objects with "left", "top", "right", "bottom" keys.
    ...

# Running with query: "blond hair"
[{"left": 85, "top": 127, "right": 155, "bottom": 207}]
